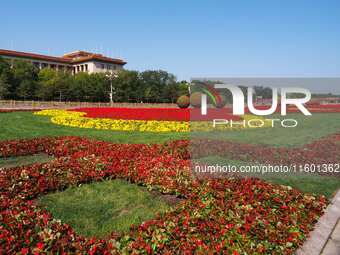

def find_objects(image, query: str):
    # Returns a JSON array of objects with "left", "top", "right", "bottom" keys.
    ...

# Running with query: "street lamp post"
[
  {"left": 109, "top": 78, "right": 113, "bottom": 106},
  {"left": 107, "top": 73, "right": 118, "bottom": 107}
]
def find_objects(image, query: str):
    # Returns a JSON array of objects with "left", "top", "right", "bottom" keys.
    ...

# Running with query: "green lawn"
[
  {"left": 38, "top": 179, "right": 171, "bottom": 238},
  {"left": 0, "top": 111, "right": 188, "bottom": 144},
  {"left": 261, "top": 173, "right": 340, "bottom": 199},
  {"left": 1, "top": 112, "right": 340, "bottom": 146},
  {"left": 0, "top": 153, "right": 53, "bottom": 168}
]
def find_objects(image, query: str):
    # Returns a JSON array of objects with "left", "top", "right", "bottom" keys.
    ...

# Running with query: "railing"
[{"left": 0, "top": 100, "right": 178, "bottom": 109}]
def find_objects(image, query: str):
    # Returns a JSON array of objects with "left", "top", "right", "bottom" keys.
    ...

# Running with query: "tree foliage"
[
  {"left": 0, "top": 58, "right": 13, "bottom": 99},
  {"left": 0, "top": 57, "right": 190, "bottom": 102}
]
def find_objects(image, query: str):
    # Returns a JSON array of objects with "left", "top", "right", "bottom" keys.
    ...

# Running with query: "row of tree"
[{"left": 0, "top": 58, "right": 189, "bottom": 103}]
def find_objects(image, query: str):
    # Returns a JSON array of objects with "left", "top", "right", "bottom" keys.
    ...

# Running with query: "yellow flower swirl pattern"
[{"left": 34, "top": 109, "right": 271, "bottom": 132}]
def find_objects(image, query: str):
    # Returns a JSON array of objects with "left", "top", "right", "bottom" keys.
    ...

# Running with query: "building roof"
[
  {"left": 0, "top": 49, "right": 127, "bottom": 65},
  {"left": 0, "top": 49, "right": 71, "bottom": 64},
  {"left": 67, "top": 51, "right": 127, "bottom": 65},
  {"left": 63, "top": 50, "right": 94, "bottom": 58}
]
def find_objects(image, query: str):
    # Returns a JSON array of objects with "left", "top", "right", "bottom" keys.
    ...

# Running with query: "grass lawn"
[
  {"left": 195, "top": 156, "right": 340, "bottom": 198},
  {"left": 0, "top": 111, "right": 188, "bottom": 144},
  {"left": 261, "top": 173, "right": 340, "bottom": 199},
  {"left": 0, "top": 153, "right": 53, "bottom": 168},
  {"left": 38, "top": 179, "right": 171, "bottom": 238},
  {"left": 1, "top": 112, "right": 340, "bottom": 146}
]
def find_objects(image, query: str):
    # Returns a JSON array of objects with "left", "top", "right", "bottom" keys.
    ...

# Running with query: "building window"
[
  {"left": 101, "top": 63, "right": 105, "bottom": 69},
  {"left": 85, "top": 64, "right": 88, "bottom": 71}
]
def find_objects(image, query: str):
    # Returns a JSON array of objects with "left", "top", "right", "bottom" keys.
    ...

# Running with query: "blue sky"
[{"left": 1, "top": 0, "right": 340, "bottom": 83}]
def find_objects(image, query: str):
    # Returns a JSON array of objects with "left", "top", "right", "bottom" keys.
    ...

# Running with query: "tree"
[
  {"left": 85, "top": 73, "right": 110, "bottom": 102},
  {"left": 141, "top": 70, "right": 177, "bottom": 102},
  {"left": 0, "top": 58, "right": 184, "bottom": 103},
  {"left": 0, "top": 57, "right": 13, "bottom": 99},
  {"left": 69, "top": 72, "right": 110, "bottom": 102},
  {"left": 69, "top": 72, "right": 92, "bottom": 101},
  {"left": 37, "top": 69, "right": 72, "bottom": 101},
  {"left": 16, "top": 79, "right": 37, "bottom": 100},
  {"left": 112, "top": 70, "right": 141, "bottom": 102},
  {"left": 163, "top": 83, "right": 180, "bottom": 103},
  {"left": 165, "top": 80, "right": 190, "bottom": 103},
  {"left": 0, "top": 73, "right": 11, "bottom": 99},
  {"left": 54, "top": 71, "right": 72, "bottom": 101},
  {"left": 177, "top": 81, "right": 189, "bottom": 96},
  {"left": 11, "top": 60, "right": 39, "bottom": 99}
]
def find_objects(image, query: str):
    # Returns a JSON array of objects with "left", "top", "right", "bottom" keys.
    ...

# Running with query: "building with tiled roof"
[{"left": 0, "top": 49, "right": 127, "bottom": 74}]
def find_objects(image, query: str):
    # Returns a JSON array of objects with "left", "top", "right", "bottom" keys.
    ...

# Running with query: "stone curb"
[{"left": 296, "top": 190, "right": 340, "bottom": 255}]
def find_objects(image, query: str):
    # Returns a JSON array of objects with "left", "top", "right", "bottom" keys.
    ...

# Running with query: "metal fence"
[{"left": 0, "top": 100, "right": 178, "bottom": 109}]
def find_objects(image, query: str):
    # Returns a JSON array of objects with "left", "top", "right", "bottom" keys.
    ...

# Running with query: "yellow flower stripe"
[{"left": 34, "top": 109, "right": 270, "bottom": 132}]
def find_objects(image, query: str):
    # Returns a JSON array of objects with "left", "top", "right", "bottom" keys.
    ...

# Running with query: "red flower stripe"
[
  {"left": 71, "top": 108, "right": 241, "bottom": 121},
  {"left": 71, "top": 104, "right": 340, "bottom": 122}
]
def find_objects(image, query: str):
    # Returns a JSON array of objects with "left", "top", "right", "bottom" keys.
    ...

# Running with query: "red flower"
[
  {"left": 36, "top": 242, "right": 44, "bottom": 250},
  {"left": 20, "top": 248, "right": 29, "bottom": 255},
  {"left": 70, "top": 107, "right": 241, "bottom": 121}
]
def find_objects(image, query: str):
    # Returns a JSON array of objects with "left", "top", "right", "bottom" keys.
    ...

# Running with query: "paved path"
[
  {"left": 322, "top": 219, "right": 340, "bottom": 254},
  {"left": 296, "top": 190, "right": 340, "bottom": 255}
]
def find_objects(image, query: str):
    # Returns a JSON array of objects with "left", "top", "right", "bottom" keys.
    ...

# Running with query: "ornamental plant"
[{"left": 176, "top": 95, "right": 190, "bottom": 109}]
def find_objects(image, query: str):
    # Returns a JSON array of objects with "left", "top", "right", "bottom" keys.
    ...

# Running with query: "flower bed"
[
  {"left": 35, "top": 110, "right": 189, "bottom": 132},
  {"left": 71, "top": 107, "right": 241, "bottom": 121},
  {"left": 72, "top": 105, "right": 340, "bottom": 121},
  {"left": 34, "top": 109, "right": 270, "bottom": 132},
  {"left": 72, "top": 107, "right": 190, "bottom": 121},
  {"left": 0, "top": 137, "right": 327, "bottom": 254},
  {"left": 189, "top": 133, "right": 340, "bottom": 168}
]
